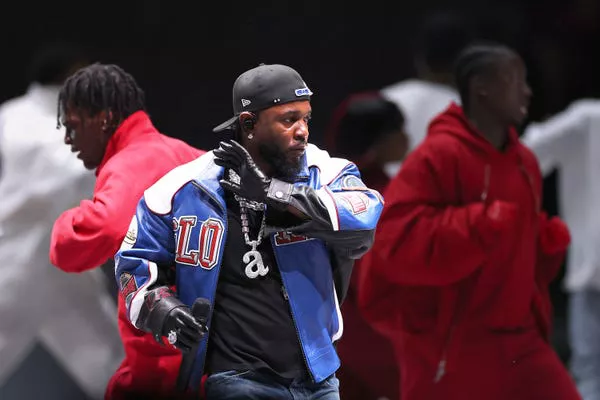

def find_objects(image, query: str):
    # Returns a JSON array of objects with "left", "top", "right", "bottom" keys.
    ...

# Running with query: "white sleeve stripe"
[
  {"left": 332, "top": 285, "right": 344, "bottom": 342},
  {"left": 317, "top": 187, "right": 339, "bottom": 231},
  {"left": 128, "top": 261, "right": 158, "bottom": 328}
]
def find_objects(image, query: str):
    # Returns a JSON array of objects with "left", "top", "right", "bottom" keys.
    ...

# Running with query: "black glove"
[
  {"left": 141, "top": 287, "right": 207, "bottom": 352},
  {"left": 213, "top": 140, "right": 271, "bottom": 202}
]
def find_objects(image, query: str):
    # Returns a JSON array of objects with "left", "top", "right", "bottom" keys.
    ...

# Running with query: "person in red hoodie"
[
  {"left": 325, "top": 91, "right": 407, "bottom": 400},
  {"left": 358, "top": 43, "right": 581, "bottom": 400},
  {"left": 50, "top": 63, "right": 204, "bottom": 399}
]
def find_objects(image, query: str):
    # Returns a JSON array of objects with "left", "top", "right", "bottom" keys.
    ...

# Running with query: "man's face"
[
  {"left": 61, "top": 105, "right": 109, "bottom": 170},
  {"left": 483, "top": 55, "right": 532, "bottom": 126},
  {"left": 251, "top": 100, "right": 311, "bottom": 181}
]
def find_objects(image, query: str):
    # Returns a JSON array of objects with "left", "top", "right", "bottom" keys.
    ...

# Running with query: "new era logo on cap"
[{"left": 241, "top": 98, "right": 251, "bottom": 107}]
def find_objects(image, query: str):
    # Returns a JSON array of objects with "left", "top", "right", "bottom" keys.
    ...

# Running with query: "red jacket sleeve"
[
  {"left": 532, "top": 212, "right": 570, "bottom": 340},
  {"left": 50, "top": 167, "right": 140, "bottom": 273},
  {"left": 365, "top": 140, "right": 493, "bottom": 287}
]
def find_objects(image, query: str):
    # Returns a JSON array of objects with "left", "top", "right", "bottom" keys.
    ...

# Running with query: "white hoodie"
[
  {"left": 0, "top": 83, "right": 123, "bottom": 398},
  {"left": 521, "top": 99, "right": 600, "bottom": 292}
]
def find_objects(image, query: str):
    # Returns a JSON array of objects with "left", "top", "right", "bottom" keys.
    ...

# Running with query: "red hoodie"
[
  {"left": 358, "top": 103, "right": 575, "bottom": 400},
  {"left": 50, "top": 111, "right": 204, "bottom": 399}
]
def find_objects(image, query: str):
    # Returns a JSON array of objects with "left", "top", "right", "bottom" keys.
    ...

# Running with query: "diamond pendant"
[{"left": 243, "top": 243, "right": 269, "bottom": 279}]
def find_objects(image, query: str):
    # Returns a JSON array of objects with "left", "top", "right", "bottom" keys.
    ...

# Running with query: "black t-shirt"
[{"left": 205, "top": 191, "right": 308, "bottom": 380}]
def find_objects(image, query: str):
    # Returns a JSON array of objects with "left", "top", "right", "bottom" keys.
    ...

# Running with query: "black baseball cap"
[{"left": 213, "top": 63, "right": 313, "bottom": 133}]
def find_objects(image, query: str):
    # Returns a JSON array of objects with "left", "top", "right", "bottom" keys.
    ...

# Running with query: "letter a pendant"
[{"left": 243, "top": 243, "right": 269, "bottom": 279}]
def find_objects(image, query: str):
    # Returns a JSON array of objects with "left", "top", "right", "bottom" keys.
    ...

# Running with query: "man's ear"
[
  {"left": 239, "top": 112, "right": 256, "bottom": 132},
  {"left": 472, "top": 75, "right": 489, "bottom": 98},
  {"left": 97, "top": 110, "right": 115, "bottom": 132}
]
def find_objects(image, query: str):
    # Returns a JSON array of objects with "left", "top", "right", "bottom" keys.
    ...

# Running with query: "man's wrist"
[{"left": 266, "top": 178, "right": 294, "bottom": 205}]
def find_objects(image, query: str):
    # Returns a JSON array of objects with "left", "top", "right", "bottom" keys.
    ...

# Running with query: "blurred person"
[
  {"left": 325, "top": 91, "right": 408, "bottom": 193},
  {"left": 381, "top": 10, "right": 474, "bottom": 178},
  {"left": 324, "top": 91, "right": 408, "bottom": 400},
  {"left": 0, "top": 43, "right": 123, "bottom": 399},
  {"left": 113, "top": 63, "right": 384, "bottom": 400},
  {"left": 50, "top": 63, "right": 204, "bottom": 399},
  {"left": 358, "top": 43, "right": 581, "bottom": 399},
  {"left": 522, "top": 99, "right": 600, "bottom": 400}
]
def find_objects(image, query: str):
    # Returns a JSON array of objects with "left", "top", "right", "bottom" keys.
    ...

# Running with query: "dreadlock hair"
[
  {"left": 454, "top": 42, "right": 516, "bottom": 112},
  {"left": 57, "top": 63, "right": 146, "bottom": 131}
]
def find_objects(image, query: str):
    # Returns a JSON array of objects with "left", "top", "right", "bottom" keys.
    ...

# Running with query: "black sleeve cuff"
[{"left": 266, "top": 178, "right": 294, "bottom": 205}]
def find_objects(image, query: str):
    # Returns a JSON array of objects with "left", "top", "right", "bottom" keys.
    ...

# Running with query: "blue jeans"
[
  {"left": 205, "top": 370, "right": 340, "bottom": 400},
  {"left": 569, "top": 289, "right": 600, "bottom": 400}
]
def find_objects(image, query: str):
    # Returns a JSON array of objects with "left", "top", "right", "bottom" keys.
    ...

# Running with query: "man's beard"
[{"left": 258, "top": 141, "right": 303, "bottom": 183}]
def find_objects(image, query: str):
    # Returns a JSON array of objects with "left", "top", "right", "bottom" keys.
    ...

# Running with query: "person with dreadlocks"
[
  {"left": 49, "top": 63, "right": 204, "bottom": 399},
  {"left": 358, "top": 43, "right": 581, "bottom": 399},
  {"left": 0, "top": 43, "right": 122, "bottom": 400}
]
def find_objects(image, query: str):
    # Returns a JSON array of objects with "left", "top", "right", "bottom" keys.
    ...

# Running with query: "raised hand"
[{"left": 214, "top": 140, "right": 271, "bottom": 202}]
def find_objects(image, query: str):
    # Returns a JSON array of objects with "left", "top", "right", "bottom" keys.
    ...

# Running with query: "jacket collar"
[{"left": 96, "top": 111, "right": 156, "bottom": 176}]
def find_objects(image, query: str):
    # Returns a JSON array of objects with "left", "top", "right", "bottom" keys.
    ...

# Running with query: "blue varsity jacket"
[{"left": 114, "top": 144, "right": 383, "bottom": 389}]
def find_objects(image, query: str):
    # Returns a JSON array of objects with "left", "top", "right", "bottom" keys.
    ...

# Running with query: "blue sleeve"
[
  {"left": 316, "top": 163, "right": 383, "bottom": 232},
  {"left": 114, "top": 197, "right": 175, "bottom": 329}
]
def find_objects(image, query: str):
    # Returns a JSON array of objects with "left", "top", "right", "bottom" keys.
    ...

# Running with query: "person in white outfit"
[
  {"left": 522, "top": 99, "right": 600, "bottom": 400},
  {"left": 0, "top": 43, "right": 124, "bottom": 399},
  {"left": 380, "top": 11, "right": 474, "bottom": 178}
]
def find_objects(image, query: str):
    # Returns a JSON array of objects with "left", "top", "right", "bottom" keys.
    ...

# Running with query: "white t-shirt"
[{"left": 381, "top": 79, "right": 459, "bottom": 178}]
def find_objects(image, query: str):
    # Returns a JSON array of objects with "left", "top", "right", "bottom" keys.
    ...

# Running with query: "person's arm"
[
  {"left": 213, "top": 140, "right": 383, "bottom": 259},
  {"left": 50, "top": 168, "right": 136, "bottom": 272},
  {"left": 265, "top": 163, "right": 383, "bottom": 259},
  {"left": 114, "top": 196, "right": 205, "bottom": 351},
  {"left": 522, "top": 99, "right": 600, "bottom": 175},
  {"left": 362, "top": 140, "right": 518, "bottom": 287},
  {"left": 531, "top": 211, "right": 571, "bottom": 341}
]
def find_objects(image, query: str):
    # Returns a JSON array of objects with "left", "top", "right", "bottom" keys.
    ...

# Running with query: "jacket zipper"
[
  {"left": 272, "top": 237, "right": 315, "bottom": 382},
  {"left": 281, "top": 282, "right": 315, "bottom": 382},
  {"left": 435, "top": 163, "right": 491, "bottom": 381},
  {"left": 481, "top": 164, "right": 491, "bottom": 202},
  {"left": 434, "top": 314, "right": 457, "bottom": 383}
]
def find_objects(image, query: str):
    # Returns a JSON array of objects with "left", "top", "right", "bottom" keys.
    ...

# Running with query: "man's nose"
[
  {"left": 64, "top": 130, "right": 72, "bottom": 145},
  {"left": 294, "top": 120, "right": 309, "bottom": 142}
]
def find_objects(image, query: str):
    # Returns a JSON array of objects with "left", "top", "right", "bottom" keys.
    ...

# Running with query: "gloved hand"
[
  {"left": 539, "top": 213, "right": 571, "bottom": 254},
  {"left": 213, "top": 140, "right": 271, "bottom": 202},
  {"left": 142, "top": 287, "right": 207, "bottom": 352}
]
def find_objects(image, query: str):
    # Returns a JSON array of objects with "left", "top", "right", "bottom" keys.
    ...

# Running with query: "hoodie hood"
[{"left": 428, "top": 103, "right": 521, "bottom": 159}]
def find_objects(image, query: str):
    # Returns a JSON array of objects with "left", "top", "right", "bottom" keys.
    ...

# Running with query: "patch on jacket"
[
  {"left": 120, "top": 217, "right": 138, "bottom": 251},
  {"left": 338, "top": 192, "right": 369, "bottom": 214},
  {"left": 119, "top": 272, "right": 138, "bottom": 307},
  {"left": 341, "top": 175, "right": 368, "bottom": 191},
  {"left": 274, "top": 231, "right": 311, "bottom": 246}
]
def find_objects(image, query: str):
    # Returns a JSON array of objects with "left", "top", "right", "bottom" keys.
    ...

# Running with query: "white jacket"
[
  {"left": 521, "top": 99, "right": 600, "bottom": 292},
  {"left": 0, "top": 84, "right": 123, "bottom": 398},
  {"left": 381, "top": 79, "right": 459, "bottom": 177}
]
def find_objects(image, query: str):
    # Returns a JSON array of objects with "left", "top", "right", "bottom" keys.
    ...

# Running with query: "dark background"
[
  {"left": 1, "top": 1, "right": 598, "bottom": 398},
  {"left": 3, "top": 0, "right": 598, "bottom": 151}
]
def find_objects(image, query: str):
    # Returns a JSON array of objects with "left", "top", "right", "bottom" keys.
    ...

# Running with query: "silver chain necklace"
[{"left": 235, "top": 194, "right": 269, "bottom": 279}]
